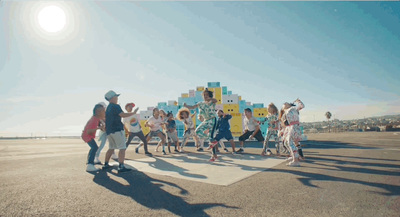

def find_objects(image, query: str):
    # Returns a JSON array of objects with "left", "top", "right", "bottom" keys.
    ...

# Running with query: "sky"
[{"left": 0, "top": 1, "right": 399, "bottom": 137}]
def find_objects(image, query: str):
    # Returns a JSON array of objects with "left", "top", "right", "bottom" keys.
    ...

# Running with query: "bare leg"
[
  {"left": 105, "top": 149, "right": 114, "bottom": 163},
  {"left": 118, "top": 149, "right": 126, "bottom": 165},
  {"left": 229, "top": 139, "right": 236, "bottom": 152}
]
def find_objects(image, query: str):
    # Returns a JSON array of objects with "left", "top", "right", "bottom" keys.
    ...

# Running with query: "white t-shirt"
[
  {"left": 184, "top": 117, "right": 195, "bottom": 129},
  {"left": 123, "top": 114, "right": 141, "bottom": 133},
  {"left": 244, "top": 116, "right": 259, "bottom": 131},
  {"left": 147, "top": 116, "right": 163, "bottom": 132}
]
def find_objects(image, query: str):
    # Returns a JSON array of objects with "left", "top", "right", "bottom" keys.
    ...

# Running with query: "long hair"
[
  {"left": 159, "top": 109, "right": 167, "bottom": 117},
  {"left": 176, "top": 107, "right": 190, "bottom": 121},
  {"left": 267, "top": 103, "right": 278, "bottom": 115},
  {"left": 279, "top": 107, "right": 285, "bottom": 121}
]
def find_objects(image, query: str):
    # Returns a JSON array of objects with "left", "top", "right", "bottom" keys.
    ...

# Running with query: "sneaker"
[
  {"left": 135, "top": 148, "right": 139, "bottom": 154},
  {"left": 111, "top": 153, "right": 118, "bottom": 161},
  {"left": 162, "top": 150, "right": 167, "bottom": 155},
  {"left": 261, "top": 151, "right": 266, "bottom": 156},
  {"left": 179, "top": 149, "right": 184, "bottom": 153},
  {"left": 224, "top": 148, "right": 229, "bottom": 153},
  {"left": 207, "top": 141, "right": 219, "bottom": 150},
  {"left": 209, "top": 157, "right": 215, "bottom": 162},
  {"left": 145, "top": 151, "right": 153, "bottom": 156},
  {"left": 86, "top": 164, "right": 99, "bottom": 172},
  {"left": 235, "top": 148, "right": 244, "bottom": 154},
  {"left": 174, "top": 149, "right": 179, "bottom": 152},
  {"left": 197, "top": 148, "right": 204, "bottom": 152},
  {"left": 118, "top": 167, "right": 132, "bottom": 173},
  {"left": 94, "top": 157, "right": 102, "bottom": 165},
  {"left": 266, "top": 149, "right": 273, "bottom": 156},
  {"left": 102, "top": 163, "right": 112, "bottom": 170},
  {"left": 285, "top": 157, "right": 293, "bottom": 162},
  {"left": 286, "top": 161, "right": 300, "bottom": 167}
]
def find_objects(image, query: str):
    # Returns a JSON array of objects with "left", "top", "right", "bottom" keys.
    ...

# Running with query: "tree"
[{"left": 325, "top": 111, "right": 332, "bottom": 133}]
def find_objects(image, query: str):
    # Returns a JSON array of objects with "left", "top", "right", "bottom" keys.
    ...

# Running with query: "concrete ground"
[{"left": 0, "top": 132, "right": 399, "bottom": 216}]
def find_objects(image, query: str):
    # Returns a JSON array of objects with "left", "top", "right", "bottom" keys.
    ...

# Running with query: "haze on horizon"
[{"left": 1, "top": 1, "right": 399, "bottom": 137}]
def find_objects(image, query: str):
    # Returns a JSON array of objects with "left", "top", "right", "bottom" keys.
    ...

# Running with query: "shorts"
[
  {"left": 107, "top": 130, "right": 126, "bottom": 150},
  {"left": 167, "top": 131, "right": 178, "bottom": 143},
  {"left": 183, "top": 128, "right": 196, "bottom": 138},
  {"left": 214, "top": 130, "right": 234, "bottom": 141},
  {"left": 239, "top": 130, "right": 264, "bottom": 142},
  {"left": 147, "top": 130, "right": 165, "bottom": 139}
]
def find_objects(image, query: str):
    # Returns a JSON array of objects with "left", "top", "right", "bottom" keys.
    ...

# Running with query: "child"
[
  {"left": 122, "top": 103, "right": 152, "bottom": 156},
  {"left": 81, "top": 103, "right": 105, "bottom": 172},
  {"left": 177, "top": 107, "right": 198, "bottom": 153},
  {"left": 102, "top": 90, "right": 137, "bottom": 173},
  {"left": 261, "top": 103, "right": 279, "bottom": 156},
  {"left": 236, "top": 108, "right": 265, "bottom": 154},
  {"left": 154, "top": 109, "right": 168, "bottom": 152},
  {"left": 94, "top": 102, "right": 107, "bottom": 165},
  {"left": 184, "top": 88, "right": 218, "bottom": 162},
  {"left": 281, "top": 98, "right": 305, "bottom": 167},
  {"left": 145, "top": 108, "right": 168, "bottom": 155},
  {"left": 165, "top": 112, "right": 180, "bottom": 153},
  {"left": 208, "top": 110, "right": 236, "bottom": 153}
]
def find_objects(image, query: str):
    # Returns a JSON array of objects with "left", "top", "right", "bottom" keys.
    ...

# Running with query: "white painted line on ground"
[{"left": 123, "top": 152, "right": 285, "bottom": 186}]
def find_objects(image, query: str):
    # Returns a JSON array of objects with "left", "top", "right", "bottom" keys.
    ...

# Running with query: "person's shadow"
[{"left": 93, "top": 170, "right": 237, "bottom": 216}]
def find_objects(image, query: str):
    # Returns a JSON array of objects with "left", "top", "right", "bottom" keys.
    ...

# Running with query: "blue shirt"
[
  {"left": 217, "top": 114, "right": 232, "bottom": 132},
  {"left": 105, "top": 103, "right": 124, "bottom": 134},
  {"left": 166, "top": 119, "right": 176, "bottom": 130}
]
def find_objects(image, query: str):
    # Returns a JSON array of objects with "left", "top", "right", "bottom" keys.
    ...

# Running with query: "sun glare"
[{"left": 37, "top": 5, "right": 66, "bottom": 33}]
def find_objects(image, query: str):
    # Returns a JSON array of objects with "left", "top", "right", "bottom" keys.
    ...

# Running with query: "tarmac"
[{"left": 0, "top": 132, "right": 399, "bottom": 216}]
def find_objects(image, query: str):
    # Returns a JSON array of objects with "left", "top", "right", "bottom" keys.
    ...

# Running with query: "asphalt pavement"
[{"left": 0, "top": 132, "right": 399, "bottom": 216}]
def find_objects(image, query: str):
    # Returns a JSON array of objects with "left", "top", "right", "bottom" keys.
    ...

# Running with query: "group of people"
[{"left": 81, "top": 89, "right": 305, "bottom": 173}]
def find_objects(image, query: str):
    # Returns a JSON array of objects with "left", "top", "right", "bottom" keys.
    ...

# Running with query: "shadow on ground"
[
  {"left": 93, "top": 170, "right": 238, "bottom": 216},
  {"left": 304, "top": 140, "right": 379, "bottom": 150}
]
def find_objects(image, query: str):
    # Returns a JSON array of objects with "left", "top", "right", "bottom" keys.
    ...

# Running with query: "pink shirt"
[{"left": 81, "top": 116, "right": 100, "bottom": 143}]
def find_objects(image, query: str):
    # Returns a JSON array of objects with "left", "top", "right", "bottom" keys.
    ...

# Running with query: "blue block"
[
  {"left": 253, "top": 103, "right": 264, "bottom": 108},
  {"left": 176, "top": 119, "right": 184, "bottom": 125},
  {"left": 165, "top": 105, "right": 178, "bottom": 114},
  {"left": 177, "top": 128, "right": 184, "bottom": 138},
  {"left": 178, "top": 97, "right": 196, "bottom": 106},
  {"left": 207, "top": 82, "right": 220, "bottom": 88},
  {"left": 228, "top": 91, "right": 232, "bottom": 95},
  {"left": 195, "top": 91, "right": 203, "bottom": 103},
  {"left": 239, "top": 101, "right": 253, "bottom": 113},
  {"left": 222, "top": 86, "right": 228, "bottom": 95},
  {"left": 158, "top": 102, "right": 167, "bottom": 107}
]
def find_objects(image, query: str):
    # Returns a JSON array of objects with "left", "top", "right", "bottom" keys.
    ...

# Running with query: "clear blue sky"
[{"left": 1, "top": 1, "right": 399, "bottom": 136}]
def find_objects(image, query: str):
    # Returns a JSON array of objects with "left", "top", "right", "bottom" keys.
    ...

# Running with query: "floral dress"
[
  {"left": 263, "top": 114, "right": 280, "bottom": 152},
  {"left": 195, "top": 101, "right": 217, "bottom": 139},
  {"left": 282, "top": 100, "right": 305, "bottom": 152}
]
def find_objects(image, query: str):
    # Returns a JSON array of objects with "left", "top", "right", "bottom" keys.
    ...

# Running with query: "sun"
[{"left": 37, "top": 5, "right": 66, "bottom": 33}]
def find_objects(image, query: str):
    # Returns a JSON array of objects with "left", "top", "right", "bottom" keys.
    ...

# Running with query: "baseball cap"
[
  {"left": 98, "top": 102, "right": 107, "bottom": 108},
  {"left": 104, "top": 90, "right": 120, "bottom": 101},
  {"left": 125, "top": 102, "right": 135, "bottom": 109}
]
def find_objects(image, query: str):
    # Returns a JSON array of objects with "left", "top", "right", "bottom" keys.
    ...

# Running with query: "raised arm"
[
  {"left": 224, "top": 114, "right": 232, "bottom": 120},
  {"left": 295, "top": 99, "right": 304, "bottom": 111},
  {"left": 119, "top": 107, "right": 140, "bottom": 118},
  {"left": 184, "top": 103, "right": 198, "bottom": 110}
]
